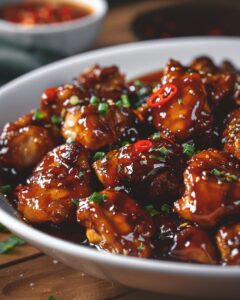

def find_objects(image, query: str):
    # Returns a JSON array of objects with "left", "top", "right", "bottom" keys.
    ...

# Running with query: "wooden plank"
[{"left": 0, "top": 232, "right": 41, "bottom": 268}]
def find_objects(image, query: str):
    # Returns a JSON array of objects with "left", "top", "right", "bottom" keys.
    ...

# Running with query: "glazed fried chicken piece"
[
  {"left": 223, "top": 108, "right": 240, "bottom": 159},
  {"left": 17, "top": 143, "right": 92, "bottom": 224},
  {"left": 0, "top": 111, "right": 60, "bottom": 171},
  {"left": 62, "top": 102, "right": 140, "bottom": 150},
  {"left": 77, "top": 189, "right": 155, "bottom": 257},
  {"left": 216, "top": 223, "right": 240, "bottom": 265},
  {"left": 79, "top": 65, "right": 126, "bottom": 101},
  {"left": 174, "top": 150, "right": 240, "bottom": 227},
  {"left": 151, "top": 60, "right": 213, "bottom": 145},
  {"left": 93, "top": 134, "right": 183, "bottom": 199}
]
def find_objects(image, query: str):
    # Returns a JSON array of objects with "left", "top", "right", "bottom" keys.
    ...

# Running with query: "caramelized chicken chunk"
[
  {"left": 223, "top": 108, "right": 240, "bottom": 159},
  {"left": 77, "top": 190, "right": 155, "bottom": 257},
  {"left": 79, "top": 65, "right": 125, "bottom": 101},
  {"left": 62, "top": 103, "right": 140, "bottom": 150},
  {"left": 174, "top": 150, "right": 240, "bottom": 227},
  {"left": 151, "top": 60, "right": 213, "bottom": 145},
  {"left": 17, "top": 143, "right": 92, "bottom": 224},
  {"left": 93, "top": 134, "right": 183, "bottom": 199},
  {"left": 0, "top": 112, "right": 60, "bottom": 171},
  {"left": 216, "top": 223, "right": 240, "bottom": 265},
  {"left": 170, "top": 226, "right": 217, "bottom": 264}
]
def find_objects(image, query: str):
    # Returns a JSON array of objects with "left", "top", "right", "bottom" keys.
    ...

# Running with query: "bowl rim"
[
  {"left": 0, "top": 36, "right": 240, "bottom": 277},
  {"left": 0, "top": 0, "right": 108, "bottom": 34}
]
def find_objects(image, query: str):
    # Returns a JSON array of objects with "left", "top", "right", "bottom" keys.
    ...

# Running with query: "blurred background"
[{"left": 0, "top": 0, "right": 239, "bottom": 85}]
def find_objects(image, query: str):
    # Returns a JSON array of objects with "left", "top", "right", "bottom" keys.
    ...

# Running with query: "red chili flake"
[
  {"left": 42, "top": 87, "right": 57, "bottom": 101},
  {"left": 134, "top": 140, "right": 153, "bottom": 153},
  {"left": 147, "top": 83, "right": 178, "bottom": 108}
]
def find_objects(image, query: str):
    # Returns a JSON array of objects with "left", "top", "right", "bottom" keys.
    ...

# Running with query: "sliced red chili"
[
  {"left": 134, "top": 140, "right": 153, "bottom": 153},
  {"left": 43, "top": 87, "right": 57, "bottom": 101},
  {"left": 147, "top": 83, "right": 178, "bottom": 108}
]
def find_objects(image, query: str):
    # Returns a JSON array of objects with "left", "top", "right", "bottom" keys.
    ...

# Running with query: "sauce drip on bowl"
[{"left": 0, "top": 1, "right": 92, "bottom": 26}]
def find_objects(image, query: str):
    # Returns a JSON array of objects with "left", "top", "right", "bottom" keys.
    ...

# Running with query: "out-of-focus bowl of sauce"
[{"left": 0, "top": 0, "right": 108, "bottom": 55}]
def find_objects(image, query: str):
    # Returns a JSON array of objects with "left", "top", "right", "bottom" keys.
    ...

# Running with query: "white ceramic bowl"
[
  {"left": 0, "top": 0, "right": 108, "bottom": 55},
  {"left": 0, "top": 37, "right": 240, "bottom": 299}
]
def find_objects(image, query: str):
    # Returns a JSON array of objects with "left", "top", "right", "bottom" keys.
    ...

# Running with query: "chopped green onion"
[
  {"left": 88, "top": 192, "right": 106, "bottom": 204},
  {"left": 33, "top": 110, "right": 44, "bottom": 121},
  {"left": 211, "top": 168, "right": 222, "bottom": 177},
  {"left": 221, "top": 137, "right": 227, "bottom": 144},
  {"left": 90, "top": 96, "right": 99, "bottom": 105},
  {"left": 78, "top": 171, "right": 84, "bottom": 178},
  {"left": 72, "top": 199, "right": 79, "bottom": 207},
  {"left": 182, "top": 141, "right": 197, "bottom": 157},
  {"left": 93, "top": 152, "right": 105, "bottom": 161},
  {"left": 159, "top": 146, "right": 169, "bottom": 155},
  {"left": 149, "top": 155, "right": 166, "bottom": 162},
  {"left": 51, "top": 115, "right": 61, "bottom": 125},
  {"left": 134, "top": 80, "right": 144, "bottom": 88},
  {"left": 178, "top": 98, "right": 183, "bottom": 104},
  {"left": 161, "top": 203, "right": 171, "bottom": 214},
  {"left": 66, "top": 137, "right": 75, "bottom": 144},
  {"left": 48, "top": 297, "right": 56, "bottom": 300},
  {"left": 116, "top": 100, "right": 123, "bottom": 108},
  {"left": 137, "top": 244, "right": 145, "bottom": 251},
  {"left": 152, "top": 132, "right": 161, "bottom": 140},
  {"left": 210, "top": 168, "right": 238, "bottom": 182},
  {"left": 121, "top": 95, "right": 131, "bottom": 108},
  {"left": 122, "top": 141, "right": 130, "bottom": 147},
  {"left": 0, "top": 185, "right": 11, "bottom": 194},
  {"left": 145, "top": 205, "right": 159, "bottom": 217},
  {"left": 0, "top": 236, "right": 25, "bottom": 254},
  {"left": 69, "top": 95, "right": 81, "bottom": 105},
  {"left": 98, "top": 103, "right": 109, "bottom": 116},
  {"left": 0, "top": 224, "right": 9, "bottom": 232}
]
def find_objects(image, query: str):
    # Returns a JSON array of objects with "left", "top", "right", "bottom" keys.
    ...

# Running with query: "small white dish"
[
  {"left": 0, "top": 37, "right": 240, "bottom": 299},
  {"left": 0, "top": 0, "right": 108, "bottom": 55}
]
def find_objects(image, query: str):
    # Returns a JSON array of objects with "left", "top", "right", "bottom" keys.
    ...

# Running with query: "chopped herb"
[
  {"left": 161, "top": 203, "right": 171, "bottom": 214},
  {"left": 98, "top": 103, "right": 109, "bottom": 116},
  {"left": 152, "top": 132, "right": 161, "bottom": 140},
  {"left": 149, "top": 155, "right": 166, "bottom": 162},
  {"left": 93, "top": 152, "right": 105, "bottom": 161},
  {"left": 210, "top": 168, "right": 238, "bottom": 182},
  {"left": 48, "top": 297, "right": 56, "bottom": 300},
  {"left": 0, "top": 185, "right": 11, "bottom": 194},
  {"left": 78, "top": 171, "right": 84, "bottom": 177},
  {"left": 33, "top": 109, "right": 44, "bottom": 121},
  {"left": 186, "top": 68, "right": 196, "bottom": 74},
  {"left": 138, "top": 86, "right": 149, "bottom": 98},
  {"left": 72, "top": 199, "right": 79, "bottom": 207},
  {"left": 145, "top": 205, "right": 159, "bottom": 217},
  {"left": 121, "top": 95, "right": 131, "bottom": 108},
  {"left": 134, "top": 80, "right": 144, "bottom": 88},
  {"left": 51, "top": 115, "right": 61, "bottom": 125},
  {"left": 89, "top": 192, "right": 106, "bottom": 204},
  {"left": 66, "top": 137, "right": 75, "bottom": 144},
  {"left": 182, "top": 141, "right": 197, "bottom": 157},
  {"left": 90, "top": 96, "right": 99, "bottom": 105},
  {"left": 137, "top": 244, "right": 145, "bottom": 251},
  {"left": 116, "top": 100, "right": 123, "bottom": 108},
  {"left": 122, "top": 141, "right": 130, "bottom": 146},
  {"left": 221, "top": 137, "right": 227, "bottom": 144},
  {"left": 159, "top": 146, "right": 169, "bottom": 155},
  {"left": 69, "top": 95, "right": 81, "bottom": 105},
  {"left": 0, "top": 236, "right": 25, "bottom": 254},
  {"left": 0, "top": 224, "right": 8, "bottom": 232},
  {"left": 178, "top": 98, "right": 183, "bottom": 104}
]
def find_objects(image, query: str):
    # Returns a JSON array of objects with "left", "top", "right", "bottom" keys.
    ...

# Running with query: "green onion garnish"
[
  {"left": 66, "top": 137, "right": 75, "bottom": 144},
  {"left": 149, "top": 155, "right": 166, "bottom": 162},
  {"left": 221, "top": 137, "right": 227, "bottom": 144},
  {"left": 210, "top": 168, "right": 238, "bottom": 182},
  {"left": 159, "top": 146, "right": 169, "bottom": 155},
  {"left": 152, "top": 132, "right": 161, "bottom": 140},
  {"left": 51, "top": 115, "right": 61, "bottom": 125},
  {"left": 137, "top": 244, "right": 145, "bottom": 251},
  {"left": 0, "top": 185, "right": 11, "bottom": 194},
  {"left": 134, "top": 80, "right": 144, "bottom": 88},
  {"left": 33, "top": 110, "right": 44, "bottom": 121},
  {"left": 178, "top": 98, "right": 183, "bottom": 104},
  {"left": 145, "top": 205, "right": 159, "bottom": 217},
  {"left": 72, "top": 199, "right": 79, "bottom": 207},
  {"left": 48, "top": 297, "right": 56, "bottom": 300},
  {"left": 98, "top": 103, "right": 109, "bottom": 116},
  {"left": 69, "top": 95, "right": 81, "bottom": 105},
  {"left": 116, "top": 100, "right": 123, "bottom": 108},
  {"left": 90, "top": 96, "right": 99, "bottom": 105},
  {"left": 93, "top": 152, "right": 105, "bottom": 161},
  {"left": 78, "top": 171, "right": 84, "bottom": 177},
  {"left": 121, "top": 95, "right": 131, "bottom": 108},
  {"left": 161, "top": 203, "right": 171, "bottom": 214},
  {"left": 182, "top": 141, "right": 197, "bottom": 157},
  {"left": 0, "top": 236, "right": 25, "bottom": 254},
  {"left": 88, "top": 192, "right": 106, "bottom": 204}
]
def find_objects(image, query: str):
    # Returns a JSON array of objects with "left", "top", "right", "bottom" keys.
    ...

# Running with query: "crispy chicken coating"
[
  {"left": 174, "top": 150, "right": 240, "bottom": 227},
  {"left": 223, "top": 108, "right": 240, "bottom": 159},
  {"left": 62, "top": 103, "right": 140, "bottom": 150},
  {"left": 0, "top": 112, "right": 60, "bottom": 171},
  {"left": 77, "top": 189, "right": 155, "bottom": 257},
  {"left": 93, "top": 134, "right": 183, "bottom": 199},
  {"left": 17, "top": 143, "right": 92, "bottom": 224},
  {"left": 151, "top": 60, "right": 213, "bottom": 145},
  {"left": 216, "top": 223, "right": 240, "bottom": 265}
]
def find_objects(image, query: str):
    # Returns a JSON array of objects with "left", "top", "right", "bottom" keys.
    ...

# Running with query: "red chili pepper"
[
  {"left": 147, "top": 83, "right": 178, "bottom": 108},
  {"left": 43, "top": 87, "right": 57, "bottom": 101},
  {"left": 134, "top": 140, "right": 153, "bottom": 153}
]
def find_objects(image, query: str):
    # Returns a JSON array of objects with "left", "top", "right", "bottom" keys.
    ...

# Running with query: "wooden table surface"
[{"left": 0, "top": 1, "right": 198, "bottom": 299}]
